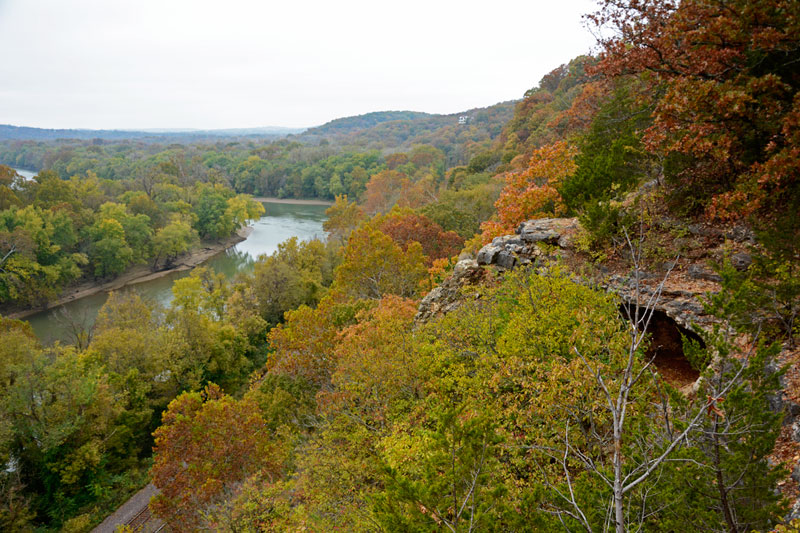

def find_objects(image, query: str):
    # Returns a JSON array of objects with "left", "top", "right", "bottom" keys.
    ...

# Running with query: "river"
[
  {"left": 13, "top": 168, "right": 37, "bottom": 181},
  {"left": 24, "top": 201, "right": 329, "bottom": 344}
]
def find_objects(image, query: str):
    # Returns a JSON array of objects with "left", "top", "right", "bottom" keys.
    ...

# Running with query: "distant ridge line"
[
  {"left": 1, "top": 100, "right": 519, "bottom": 142},
  {"left": 0, "top": 124, "right": 306, "bottom": 141}
]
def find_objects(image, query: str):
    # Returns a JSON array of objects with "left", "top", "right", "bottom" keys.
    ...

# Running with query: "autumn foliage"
[
  {"left": 363, "top": 169, "right": 440, "bottom": 215},
  {"left": 320, "top": 296, "right": 420, "bottom": 427},
  {"left": 150, "top": 384, "right": 283, "bottom": 531},
  {"left": 333, "top": 226, "right": 427, "bottom": 300},
  {"left": 322, "top": 194, "right": 364, "bottom": 245},
  {"left": 7, "top": 2, "right": 800, "bottom": 531},
  {"left": 363, "top": 170, "right": 407, "bottom": 214},
  {"left": 481, "top": 141, "right": 576, "bottom": 239},
  {"left": 589, "top": 0, "right": 800, "bottom": 229},
  {"left": 374, "top": 207, "right": 464, "bottom": 265},
  {"left": 266, "top": 295, "right": 346, "bottom": 387}
]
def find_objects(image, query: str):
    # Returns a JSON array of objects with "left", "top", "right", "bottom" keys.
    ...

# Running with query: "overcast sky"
[{"left": 0, "top": 0, "right": 598, "bottom": 130}]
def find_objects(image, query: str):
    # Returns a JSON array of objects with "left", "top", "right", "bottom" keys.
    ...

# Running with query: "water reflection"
[
  {"left": 12, "top": 168, "right": 37, "bottom": 181},
  {"left": 25, "top": 201, "right": 328, "bottom": 344}
]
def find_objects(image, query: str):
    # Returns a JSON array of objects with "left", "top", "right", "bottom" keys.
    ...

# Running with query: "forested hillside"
[
  {"left": 0, "top": 100, "right": 514, "bottom": 201},
  {"left": 0, "top": 100, "right": 513, "bottom": 313},
  {"left": 302, "top": 111, "right": 435, "bottom": 135},
  {"left": 0, "top": 124, "right": 303, "bottom": 142},
  {"left": 1, "top": 0, "right": 799, "bottom": 531}
]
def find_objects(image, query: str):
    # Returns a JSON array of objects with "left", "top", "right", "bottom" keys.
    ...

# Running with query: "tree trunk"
[
  {"left": 713, "top": 416, "right": 738, "bottom": 533},
  {"left": 614, "top": 423, "right": 625, "bottom": 533}
]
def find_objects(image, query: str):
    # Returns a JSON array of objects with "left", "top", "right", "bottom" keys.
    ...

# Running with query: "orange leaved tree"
[
  {"left": 319, "top": 296, "right": 421, "bottom": 428},
  {"left": 589, "top": 0, "right": 800, "bottom": 235},
  {"left": 150, "top": 384, "right": 283, "bottom": 531},
  {"left": 481, "top": 141, "right": 577, "bottom": 240},
  {"left": 374, "top": 207, "right": 464, "bottom": 266},
  {"left": 333, "top": 226, "right": 427, "bottom": 300}
]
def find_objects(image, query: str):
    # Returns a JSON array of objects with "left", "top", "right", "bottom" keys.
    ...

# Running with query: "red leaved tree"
[
  {"left": 376, "top": 208, "right": 464, "bottom": 266},
  {"left": 589, "top": 0, "right": 800, "bottom": 229}
]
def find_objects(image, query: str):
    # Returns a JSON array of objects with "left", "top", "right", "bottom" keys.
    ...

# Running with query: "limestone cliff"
[{"left": 416, "top": 216, "right": 800, "bottom": 517}]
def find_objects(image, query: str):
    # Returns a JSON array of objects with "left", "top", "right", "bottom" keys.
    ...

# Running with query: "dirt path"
[
  {"left": 92, "top": 483, "right": 165, "bottom": 533},
  {"left": 6, "top": 226, "right": 252, "bottom": 320}
]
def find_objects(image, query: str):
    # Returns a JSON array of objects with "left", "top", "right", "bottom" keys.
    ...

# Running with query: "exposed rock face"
[
  {"left": 517, "top": 218, "right": 567, "bottom": 245},
  {"left": 789, "top": 499, "right": 800, "bottom": 522},
  {"left": 687, "top": 223, "right": 755, "bottom": 244},
  {"left": 731, "top": 252, "right": 753, "bottom": 271},
  {"left": 688, "top": 263, "right": 723, "bottom": 282},
  {"left": 476, "top": 235, "right": 528, "bottom": 270},
  {"left": 471, "top": 217, "right": 713, "bottom": 331},
  {"left": 417, "top": 216, "right": 800, "bottom": 519},
  {"left": 420, "top": 217, "right": 713, "bottom": 332},
  {"left": 605, "top": 274, "right": 712, "bottom": 331},
  {"left": 415, "top": 258, "right": 484, "bottom": 323},
  {"left": 475, "top": 218, "right": 578, "bottom": 271},
  {"left": 418, "top": 218, "right": 582, "bottom": 323}
]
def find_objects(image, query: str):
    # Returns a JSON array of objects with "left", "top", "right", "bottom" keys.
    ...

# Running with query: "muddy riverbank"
[{"left": 6, "top": 227, "right": 252, "bottom": 320}]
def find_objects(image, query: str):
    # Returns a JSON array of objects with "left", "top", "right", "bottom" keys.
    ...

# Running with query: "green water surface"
[{"left": 25, "top": 201, "right": 328, "bottom": 344}]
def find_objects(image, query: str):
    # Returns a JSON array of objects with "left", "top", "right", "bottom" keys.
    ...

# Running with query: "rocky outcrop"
[
  {"left": 420, "top": 216, "right": 714, "bottom": 333},
  {"left": 475, "top": 218, "right": 578, "bottom": 271},
  {"left": 416, "top": 216, "right": 800, "bottom": 520},
  {"left": 415, "top": 258, "right": 484, "bottom": 323},
  {"left": 687, "top": 263, "right": 723, "bottom": 282},
  {"left": 417, "top": 218, "right": 580, "bottom": 323},
  {"left": 604, "top": 274, "right": 713, "bottom": 331}
]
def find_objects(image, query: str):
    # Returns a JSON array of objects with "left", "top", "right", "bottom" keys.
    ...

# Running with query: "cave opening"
[{"left": 621, "top": 306, "right": 705, "bottom": 389}]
